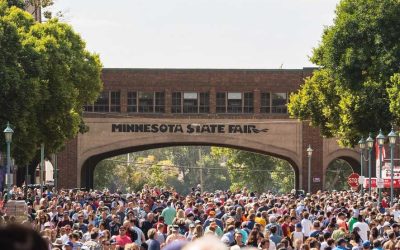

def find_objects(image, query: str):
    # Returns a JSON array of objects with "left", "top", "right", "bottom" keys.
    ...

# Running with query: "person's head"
[
  {"left": 64, "top": 225, "right": 72, "bottom": 234},
  {"left": 373, "top": 240, "right": 382, "bottom": 249},
  {"left": 0, "top": 224, "right": 48, "bottom": 250},
  {"left": 294, "top": 239, "right": 302, "bottom": 249},
  {"left": 157, "top": 223, "right": 164, "bottom": 232},
  {"left": 119, "top": 226, "right": 127, "bottom": 236},
  {"left": 172, "top": 225, "right": 179, "bottom": 234},
  {"left": 147, "top": 228, "right": 157, "bottom": 240},
  {"left": 337, "top": 238, "right": 347, "bottom": 247},
  {"left": 234, "top": 231, "right": 243, "bottom": 244},
  {"left": 363, "top": 240, "right": 371, "bottom": 249},
  {"left": 296, "top": 223, "right": 302, "bottom": 231}
]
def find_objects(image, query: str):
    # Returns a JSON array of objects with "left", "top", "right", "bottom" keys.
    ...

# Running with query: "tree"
[
  {"left": 288, "top": 0, "right": 400, "bottom": 146},
  {"left": 325, "top": 159, "right": 353, "bottom": 191},
  {"left": 0, "top": 2, "right": 102, "bottom": 164},
  {"left": 211, "top": 147, "right": 294, "bottom": 193}
]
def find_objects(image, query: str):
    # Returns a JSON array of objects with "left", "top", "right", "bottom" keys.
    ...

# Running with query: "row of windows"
[{"left": 84, "top": 91, "right": 288, "bottom": 114}]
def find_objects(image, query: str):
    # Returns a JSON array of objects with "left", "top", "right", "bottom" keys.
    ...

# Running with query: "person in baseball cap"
[{"left": 363, "top": 240, "right": 371, "bottom": 249}]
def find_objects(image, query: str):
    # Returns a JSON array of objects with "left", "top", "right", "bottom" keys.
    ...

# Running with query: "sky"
[{"left": 50, "top": 0, "right": 339, "bottom": 69}]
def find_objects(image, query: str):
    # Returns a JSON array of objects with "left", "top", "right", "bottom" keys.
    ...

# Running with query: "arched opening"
[
  {"left": 325, "top": 158, "right": 354, "bottom": 191},
  {"left": 83, "top": 143, "right": 299, "bottom": 193}
]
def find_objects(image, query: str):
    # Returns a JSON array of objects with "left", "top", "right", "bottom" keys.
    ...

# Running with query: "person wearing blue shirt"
[{"left": 333, "top": 238, "right": 349, "bottom": 250}]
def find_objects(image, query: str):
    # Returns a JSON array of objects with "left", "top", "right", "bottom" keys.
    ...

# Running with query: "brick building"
[{"left": 55, "top": 68, "right": 359, "bottom": 192}]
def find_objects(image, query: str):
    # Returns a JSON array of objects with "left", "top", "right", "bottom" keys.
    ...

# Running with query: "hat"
[
  {"left": 363, "top": 240, "right": 371, "bottom": 248},
  {"left": 296, "top": 223, "right": 302, "bottom": 228},
  {"left": 337, "top": 238, "right": 347, "bottom": 245},
  {"left": 383, "top": 221, "right": 391, "bottom": 227},
  {"left": 189, "top": 223, "right": 195, "bottom": 228},
  {"left": 52, "top": 239, "right": 63, "bottom": 247},
  {"left": 195, "top": 220, "right": 201, "bottom": 224},
  {"left": 44, "top": 222, "right": 52, "bottom": 228}
]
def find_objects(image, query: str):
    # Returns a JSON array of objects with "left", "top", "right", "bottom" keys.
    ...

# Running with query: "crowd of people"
[{"left": 1, "top": 184, "right": 400, "bottom": 250}]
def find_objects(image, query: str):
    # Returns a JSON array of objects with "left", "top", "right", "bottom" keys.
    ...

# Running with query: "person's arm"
[{"left": 141, "top": 231, "right": 145, "bottom": 242}]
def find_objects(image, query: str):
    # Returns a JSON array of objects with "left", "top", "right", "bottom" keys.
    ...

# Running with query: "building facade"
[{"left": 56, "top": 68, "right": 360, "bottom": 192}]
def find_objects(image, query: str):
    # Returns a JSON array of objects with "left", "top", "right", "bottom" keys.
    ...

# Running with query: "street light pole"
[
  {"left": 307, "top": 145, "right": 313, "bottom": 194},
  {"left": 388, "top": 128, "right": 397, "bottom": 206},
  {"left": 3, "top": 122, "right": 14, "bottom": 193},
  {"left": 358, "top": 137, "right": 366, "bottom": 195},
  {"left": 366, "top": 133, "right": 374, "bottom": 196},
  {"left": 376, "top": 129, "right": 385, "bottom": 204}
]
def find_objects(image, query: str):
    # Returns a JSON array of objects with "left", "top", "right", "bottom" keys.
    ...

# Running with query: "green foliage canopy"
[
  {"left": 0, "top": 2, "right": 102, "bottom": 164},
  {"left": 288, "top": 0, "right": 400, "bottom": 146}
]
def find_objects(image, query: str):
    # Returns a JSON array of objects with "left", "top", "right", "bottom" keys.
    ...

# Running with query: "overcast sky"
[{"left": 51, "top": 0, "right": 339, "bottom": 69}]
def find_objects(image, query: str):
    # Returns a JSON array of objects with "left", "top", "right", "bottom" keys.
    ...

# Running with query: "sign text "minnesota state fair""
[{"left": 111, "top": 124, "right": 268, "bottom": 134}]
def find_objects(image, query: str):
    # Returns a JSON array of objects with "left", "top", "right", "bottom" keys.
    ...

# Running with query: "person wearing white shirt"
[
  {"left": 391, "top": 204, "right": 400, "bottom": 223},
  {"left": 301, "top": 212, "right": 312, "bottom": 238},
  {"left": 353, "top": 215, "right": 370, "bottom": 242}
]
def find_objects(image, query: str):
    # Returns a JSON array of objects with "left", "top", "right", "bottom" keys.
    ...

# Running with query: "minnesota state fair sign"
[{"left": 111, "top": 123, "right": 269, "bottom": 134}]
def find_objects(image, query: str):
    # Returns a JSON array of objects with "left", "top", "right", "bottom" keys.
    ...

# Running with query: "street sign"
[
  {"left": 347, "top": 173, "right": 360, "bottom": 188},
  {"left": 358, "top": 176, "right": 365, "bottom": 184},
  {"left": 376, "top": 178, "right": 384, "bottom": 188}
]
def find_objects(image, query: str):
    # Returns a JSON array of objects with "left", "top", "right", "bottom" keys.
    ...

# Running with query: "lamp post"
[
  {"left": 366, "top": 133, "right": 374, "bottom": 196},
  {"left": 3, "top": 122, "right": 14, "bottom": 192},
  {"left": 307, "top": 145, "right": 313, "bottom": 194},
  {"left": 358, "top": 137, "right": 366, "bottom": 195},
  {"left": 388, "top": 127, "right": 397, "bottom": 206},
  {"left": 376, "top": 129, "right": 385, "bottom": 204}
]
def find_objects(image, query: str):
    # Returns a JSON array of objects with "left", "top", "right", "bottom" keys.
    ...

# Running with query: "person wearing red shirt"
[
  {"left": 281, "top": 215, "right": 291, "bottom": 237},
  {"left": 115, "top": 226, "right": 132, "bottom": 248}
]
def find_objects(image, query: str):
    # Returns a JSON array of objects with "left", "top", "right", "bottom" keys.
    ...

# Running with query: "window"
[
  {"left": 93, "top": 91, "right": 109, "bottom": 112},
  {"left": 83, "top": 104, "right": 93, "bottom": 112},
  {"left": 138, "top": 92, "right": 154, "bottom": 113},
  {"left": 216, "top": 92, "right": 226, "bottom": 113},
  {"left": 172, "top": 92, "right": 182, "bottom": 113},
  {"left": 243, "top": 92, "right": 254, "bottom": 113},
  {"left": 110, "top": 91, "right": 121, "bottom": 112},
  {"left": 183, "top": 92, "right": 198, "bottom": 113},
  {"left": 260, "top": 92, "right": 271, "bottom": 113},
  {"left": 127, "top": 92, "right": 137, "bottom": 113},
  {"left": 155, "top": 92, "right": 165, "bottom": 113},
  {"left": 199, "top": 92, "right": 210, "bottom": 113},
  {"left": 271, "top": 93, "right": 287, "bottom": 113},
  {"left": 227, "top": 92, "right": 242, "bottom": 113}
]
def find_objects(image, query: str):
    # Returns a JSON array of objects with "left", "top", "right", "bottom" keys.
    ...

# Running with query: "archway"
[
  {"left": 325, "top": 158, "right": 355, "bottom": 191},
  {"left": 82, "top": 142, "right": 300, "bottom": 192}
]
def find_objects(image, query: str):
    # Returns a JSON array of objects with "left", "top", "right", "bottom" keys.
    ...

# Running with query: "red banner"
[{"left": 363, "top": 178, "right": 400, "bottom": 188}]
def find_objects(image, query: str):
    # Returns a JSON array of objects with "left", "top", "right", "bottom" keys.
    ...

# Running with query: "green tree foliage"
[
  {"left": 288, "top": 0, "right": 400, "bottom": 146},
  {"left": 211, "top": 148, "right": 294, "bottom": 193},
  {"left": 325, "top": 159, "right": 354, "bottom": 191},
  {"left": 0, "top": 2, "right": 102, "bottom": 164},
  {"left": 93, "top": 146, "right": 293, "bottom": 193}
]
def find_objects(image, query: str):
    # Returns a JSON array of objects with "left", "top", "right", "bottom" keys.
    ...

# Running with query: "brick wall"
[
  {"left": 302, "top": 122, "right": 324, "bottom": 192},
  {"left": 57, "top": 138, "right": 78, "bottom": 188}
]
